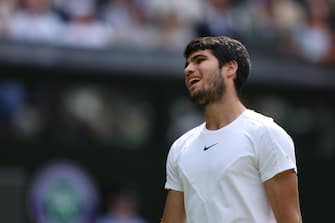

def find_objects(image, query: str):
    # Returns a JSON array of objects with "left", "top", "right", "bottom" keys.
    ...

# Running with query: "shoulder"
[
  {"left": 243, "top": 109, "right": 293, "bottom": 145},
  {"left": 243, "top": 110, "right": 286, "bottom": 132},
  {"left": 168, "top": 123, "right": 204, "bottom": 156},
  {"left": 171, "top": 123, "right": 204, "bottom": 149}
]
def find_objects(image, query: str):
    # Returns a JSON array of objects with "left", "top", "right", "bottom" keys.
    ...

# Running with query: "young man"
[{"left": 161, "top": 36, "right": 301, "bottom": 223}]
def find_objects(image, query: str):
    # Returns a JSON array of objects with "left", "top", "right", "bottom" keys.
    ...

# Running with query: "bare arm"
[
  {"left": 161, "top": 190, "right": 186, "bottom": 223},
  {"left": 264, "top": 169, "right": 302, "bottom": 223}
]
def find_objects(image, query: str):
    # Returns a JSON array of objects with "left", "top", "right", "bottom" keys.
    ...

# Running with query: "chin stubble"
[{"left": 190, "top": 70, "right": 225, "bottom": 107}]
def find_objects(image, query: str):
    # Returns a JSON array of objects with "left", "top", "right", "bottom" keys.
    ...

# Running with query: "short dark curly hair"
[{"left": 184, "top": 36, "right": 251, "bottom": 95}]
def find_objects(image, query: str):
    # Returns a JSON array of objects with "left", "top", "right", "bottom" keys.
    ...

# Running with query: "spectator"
[
  {"left": 0, "top": 81, "right": 26, "bottom": 125},
  {"left": 144, "top": 0, "right": 202, "bottom": 49},
  {"left": 291, "top": 0, "right": 333, "bottom": 63},
  {"left": 96, "top": 187, "right": 148, "bottom": 223},
  {"left": 0, "top": 0, "right": 17, "bottom": 38},
  {"left": 102, "top": 0, "right": 146, "bottom": 30},
  {"left": 197, "top": 0, "right": 236, "bottom": 37},
  {"left": 145, "top": 0, "right": 203, "bottom": 25},
  {"left": 101, "top": 0, "right": 156, "bottom": 48},
  {"left": 271, "top": 0, "right": 305, "bottom": 52},
  {"left": 2, "top": 0, "right": 334, "bottom": 63},
  {"left": 244, "top": 0, "right": 278, "bottom": 46},
  {"left": 56, "top": 0, "right": 112, "bottom": 48},
  {"left": 154, "top": 9, "right": 195, "bottom": 49},
  {"left": 7, "top": 0, "right": 63, "bottom": 44},
  {"left": 323, "top": 0, "right": 335, "bottom": 63}
]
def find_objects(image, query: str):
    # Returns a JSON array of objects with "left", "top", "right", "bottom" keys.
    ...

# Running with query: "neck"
[{"left": 204, "top": 91, "right": 246, "bottom": 130}]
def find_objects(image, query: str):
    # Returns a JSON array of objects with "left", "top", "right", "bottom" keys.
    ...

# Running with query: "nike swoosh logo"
[{"left": 203, "top": 143, "right": 218, "bottom": 151}]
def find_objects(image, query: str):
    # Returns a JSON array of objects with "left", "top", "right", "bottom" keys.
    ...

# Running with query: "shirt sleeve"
[
  {"left": 164, "top": 143, "right": 183, "bottom": 191},
  {"left": 257, "top": 122, "right": 297, "bottom": 182}
]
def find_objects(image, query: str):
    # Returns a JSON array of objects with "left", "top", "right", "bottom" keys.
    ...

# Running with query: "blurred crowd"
[
  {"left": 0, "top": 0, "right": 335, "bottom": 64},
  {"left": 0, "top": 80, "right": 154, "bottom": 147}
]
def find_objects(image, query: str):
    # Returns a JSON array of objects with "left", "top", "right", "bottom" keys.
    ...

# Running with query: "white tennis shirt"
[{"left": 165, "top": 109, "right": 297, "bottom": 223}]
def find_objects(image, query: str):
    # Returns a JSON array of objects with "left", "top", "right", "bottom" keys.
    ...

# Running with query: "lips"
[{"left": 187, "top": 76, "right": 201, "bottom": 87}]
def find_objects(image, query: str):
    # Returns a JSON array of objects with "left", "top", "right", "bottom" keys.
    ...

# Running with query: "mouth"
[{"left": 188, "top": 77, "right": 201, "bottom": 87}]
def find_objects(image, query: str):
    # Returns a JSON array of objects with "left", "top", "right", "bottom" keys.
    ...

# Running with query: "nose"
[{"left": 184, "top": 63, "right": 194, "bottom": 77}]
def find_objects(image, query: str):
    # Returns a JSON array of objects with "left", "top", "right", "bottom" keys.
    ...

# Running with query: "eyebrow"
[{"left": 184, "top": 54, "right": 208, "bottom": 68}]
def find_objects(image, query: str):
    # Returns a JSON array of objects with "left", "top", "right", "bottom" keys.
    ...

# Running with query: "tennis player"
[{"left": 161, "top": 36, "right": 301, "bottom": 223}]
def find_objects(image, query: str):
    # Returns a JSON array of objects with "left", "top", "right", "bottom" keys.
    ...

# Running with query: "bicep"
[
  {"left": 264, "top": 169, "right": 301, "bottom": 223},
  {"left": 161, "top": 190, "right": 186, "bottom": 223}
]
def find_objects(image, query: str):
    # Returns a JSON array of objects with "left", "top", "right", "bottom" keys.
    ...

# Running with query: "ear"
[{"left": 223, "top": 60, "right": 238, "bottom": 80}]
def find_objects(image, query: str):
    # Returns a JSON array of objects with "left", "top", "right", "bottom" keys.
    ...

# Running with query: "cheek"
[
  {"left": 208, "top": 71, "right": 224, "bottom": 87},
  {"left": 204, "top": 68, "right": 221, "bottom": 81}
]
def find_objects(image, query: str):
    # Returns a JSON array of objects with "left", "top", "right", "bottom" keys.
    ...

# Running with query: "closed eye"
[
  {"left": 192, "top": 55, "right": 207, "bottom": 64},
  {"left": 195, "top": 58, "right": 205, "bottom": 64},
  {"left": 185, "top": 54, "right": 208, "bottom": 68}
]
